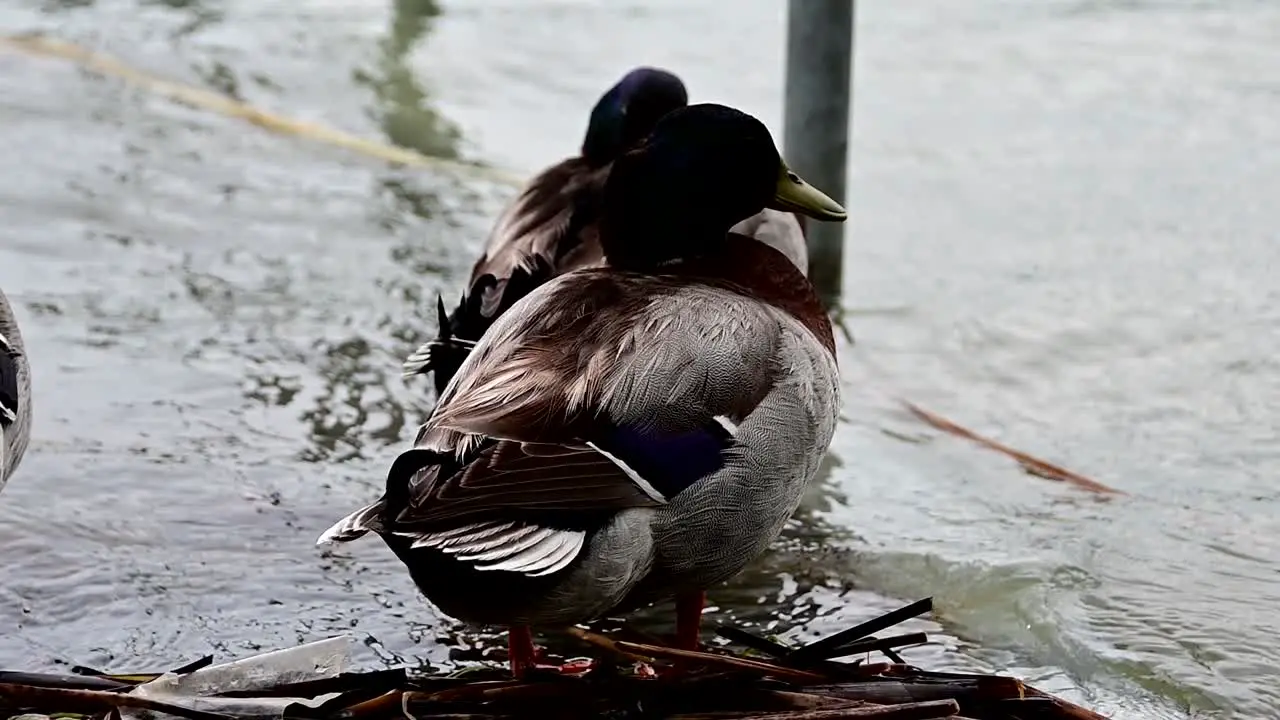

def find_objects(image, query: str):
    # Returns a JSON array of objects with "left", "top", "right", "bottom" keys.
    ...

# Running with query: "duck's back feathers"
[
  {"left": 403, "top": 204, "right": 812, "bottom": 391},
  {"left": 413, "top": 269, "right": 785, "bottom": 516},
  {"left": 472, "top": 159, "right": 610, "bottom": 285},
  {"left": 404, "top": 160, "right": 608, "bottom": 393}
]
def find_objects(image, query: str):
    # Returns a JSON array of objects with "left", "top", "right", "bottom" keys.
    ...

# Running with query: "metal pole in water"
[{"left": 784, "top": 0, "right": 854, "bottom": 309}]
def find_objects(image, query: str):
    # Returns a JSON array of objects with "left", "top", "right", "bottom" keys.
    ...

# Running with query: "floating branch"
[{"left": 900, "top": 402, "right": 1122, "bottom": 496}]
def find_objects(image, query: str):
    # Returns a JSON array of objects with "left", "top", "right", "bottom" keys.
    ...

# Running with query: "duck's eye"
[{"left": 786, "top": 171, "right": 801, "bottom": 184}]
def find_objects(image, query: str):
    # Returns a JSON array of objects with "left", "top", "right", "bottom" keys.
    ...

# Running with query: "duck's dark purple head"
[
  {"left": 599, "top": 103, "right": 847, "bottom": 270},
  {"left": 580, "top": 67, "right": 689, "bottom": 166}
]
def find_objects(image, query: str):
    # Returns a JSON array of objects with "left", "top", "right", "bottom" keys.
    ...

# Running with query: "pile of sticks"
[{"left": 0, "top": 599, "right": 1110, "bottom": 720}]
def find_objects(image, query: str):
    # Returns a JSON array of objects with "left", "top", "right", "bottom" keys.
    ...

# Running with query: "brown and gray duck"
[{"left": 322, "top": 103, "right": 845, "bottom": 677}]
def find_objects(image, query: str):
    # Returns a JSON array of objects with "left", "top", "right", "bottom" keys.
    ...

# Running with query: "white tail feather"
[
  {"left": 402, "top": 520, "right": 585, "bottom": 578},
  {"left": 524, "top": 533, "right": 584, "bottom": 577},
  {"left": 401, "top": 341, "right": 436, "bottom": 377},
  {"left": 402, "top": 338, "right": 480, "bottom": 379},
  {"left": 316, "top": 502, "right": 382, "bottom": 545}
]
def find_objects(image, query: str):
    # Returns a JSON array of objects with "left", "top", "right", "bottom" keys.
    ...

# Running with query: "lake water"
[{"left": 1, "top": 1, "right": 1277, "bottom": 718}]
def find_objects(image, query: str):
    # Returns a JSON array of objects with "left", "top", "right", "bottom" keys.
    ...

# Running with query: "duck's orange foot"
[
  {"left": 560, "top": 658, "right": 662, "bottom": 678},
  {"left": 551, "top": 657, "right": 596, "bottom": 675},
  {"left": 520, "top": 657, "right": 660, "bottom": 679},
  {"left": 507, "top": 625, "right": 543, "bottom": 679},
  {"left": 508, "top": 627, "right": 602, "bottom": 678},
  {"left": 512, "top": 657, "right": 598, "bottom": 677},
  {"left": 554, "top": 659, "right": 659, "bottom": 678}
]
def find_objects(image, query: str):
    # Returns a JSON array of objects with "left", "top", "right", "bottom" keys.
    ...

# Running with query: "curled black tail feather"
[
  {"left": 402, "top": 254, "right": 559, "bottom": 395},
  {"left": 400, "top": 295, "right": 476, "bottom": 393}
]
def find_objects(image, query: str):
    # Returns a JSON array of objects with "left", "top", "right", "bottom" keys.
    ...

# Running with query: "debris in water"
[{"left": 899, "top": 402, "right": 1123, "bottom": 496}]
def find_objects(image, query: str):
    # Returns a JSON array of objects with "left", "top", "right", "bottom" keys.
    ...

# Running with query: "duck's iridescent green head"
[
  {"left": 580, "top": 67, "right": 689, "bottom": 166},
  {"left": 600, "top": 103, "right": 847, "bottom": 269}
]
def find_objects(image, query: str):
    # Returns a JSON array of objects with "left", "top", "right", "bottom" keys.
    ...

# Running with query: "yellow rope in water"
[{"left": 0, "top": 33, "right": 525, "bottom": 187}]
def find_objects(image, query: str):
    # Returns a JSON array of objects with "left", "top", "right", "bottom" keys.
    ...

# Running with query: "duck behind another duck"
[
  {"left": 0, "top": 287, "right": 32, "bottom": 491},
  {"left": 403, "top": 67, "right": 812, "bottom": 395},
  {"left": 406, "top": 67, "right": 688, "bottom": 395},
  {"left": 321, "top": 103, "right": 846, "bottom": 677}
]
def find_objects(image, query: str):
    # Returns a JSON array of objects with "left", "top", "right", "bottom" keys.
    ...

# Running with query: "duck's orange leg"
[
  {"left": 507, "top": 625, "right": 596, "bottom": 677},
  {"left": 507, "top": 625, "right": 537, "bottom": 679},
  {"left": 675, "top": 590, "right": 706, "bottom": 651}
]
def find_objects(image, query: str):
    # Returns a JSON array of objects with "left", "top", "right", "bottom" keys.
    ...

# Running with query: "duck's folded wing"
[
  {"left": 402, "top": 160, "right": 609, "bottom": 387},
  {"left": 382, "top": 406, "right": 740, "bottom": 576},
  {"left": 380, "top": 438, "right": 673, "bottom": 576},
  {"left": 474, "top": 158, "right": 607, "bottom": 284},
  {"left": 390, "top": 440, "right": 665, "bottom": 528}
]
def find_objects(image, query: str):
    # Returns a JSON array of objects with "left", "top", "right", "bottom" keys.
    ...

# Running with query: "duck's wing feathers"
[
  {"left": 322, "top": 431, "right": 678, "bottom": 577},
  {"left": 475, "top": 158, "right": 609, "bottom": 282},
  {"left": 396, "top": 440, "right": 667, "bottom": 524}
]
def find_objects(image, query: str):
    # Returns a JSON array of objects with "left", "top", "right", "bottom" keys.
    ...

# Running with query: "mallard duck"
[
  {"left": 0, "top": 287, "right": 31, "bottom": 491},
  {"left": 320, "top": 103, "right": 846, "bottom": 677},
  {"left": 403, "top": 67, "right": 811, "bottom": 395}
]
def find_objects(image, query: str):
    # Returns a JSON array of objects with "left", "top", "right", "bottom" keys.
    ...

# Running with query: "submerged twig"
[{"left": 788, "top": 599, "right": 934, "bottom": 663}]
